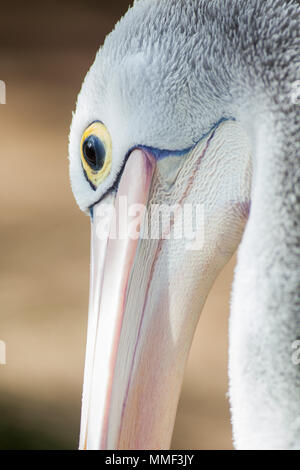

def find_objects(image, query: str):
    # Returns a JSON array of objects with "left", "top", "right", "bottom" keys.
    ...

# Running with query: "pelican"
[{"left": 69, "top": 0, "right": 300, "bottom": 450}]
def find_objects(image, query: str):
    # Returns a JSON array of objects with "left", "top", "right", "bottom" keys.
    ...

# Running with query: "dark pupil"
[{"left": 83, "top": 135, "right": 106, "bottom": 170}]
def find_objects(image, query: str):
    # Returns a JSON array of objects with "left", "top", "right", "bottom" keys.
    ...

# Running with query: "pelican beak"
[
  {"left": 79, "top": 121, "right": 250, "bottom": 450},
  {"left": 80, "top": 146, "right": 202, "bottom": 450},
  {"left": 80, "top": 149, "right": 159, "bottom": 449}
]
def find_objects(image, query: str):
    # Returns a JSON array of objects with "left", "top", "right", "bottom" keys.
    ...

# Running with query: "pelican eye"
[
  {"left": 82, "top": 135, "right": 106, "bottom": 170},
  {"left": 80, "top": 121, "right": 112, "bottom": 189}
]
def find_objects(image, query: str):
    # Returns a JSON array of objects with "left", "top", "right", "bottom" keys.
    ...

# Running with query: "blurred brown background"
[{"left": 0, "top": 0, "right": 235, "bottom": 449}]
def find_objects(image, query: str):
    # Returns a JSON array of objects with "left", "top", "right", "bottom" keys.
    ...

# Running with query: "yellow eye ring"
[{"left": 80, "top": 121, "right": 112, "bottom": 189}]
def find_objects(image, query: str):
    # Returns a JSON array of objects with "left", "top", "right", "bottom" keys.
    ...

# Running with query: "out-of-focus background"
[{"left": 0, "top": 0, "right": 236, "bottom": 449}]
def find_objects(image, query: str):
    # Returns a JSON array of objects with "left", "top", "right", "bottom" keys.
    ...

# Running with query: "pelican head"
[{"left": 69, "top": 0, "right": 300, "bottom": 450}]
